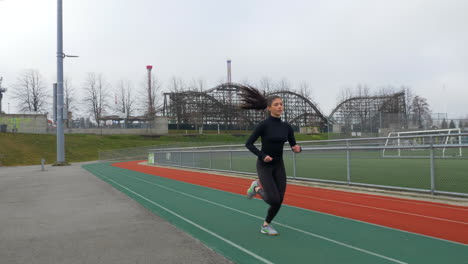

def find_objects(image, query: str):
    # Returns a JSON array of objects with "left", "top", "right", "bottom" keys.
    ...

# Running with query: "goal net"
[{"left": 382, "top": 128, "right": 463, "bottom": 158}]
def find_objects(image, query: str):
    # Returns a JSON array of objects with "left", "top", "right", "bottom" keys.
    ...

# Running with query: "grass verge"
[{"left": 0, "top": 132, "right": 326, "bottom": 166}]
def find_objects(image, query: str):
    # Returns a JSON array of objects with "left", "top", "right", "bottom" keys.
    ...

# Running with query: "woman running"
[{"left": 239, "top": 85, "right": 301, "bottom": 236}]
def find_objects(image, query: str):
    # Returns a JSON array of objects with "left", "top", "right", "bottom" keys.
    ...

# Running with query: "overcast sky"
[{"left": 1, "top": 0, "right": 467, "bottom": 118}]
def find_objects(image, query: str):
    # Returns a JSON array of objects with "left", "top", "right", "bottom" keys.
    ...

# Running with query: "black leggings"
[{"left": 256, "top": 159, "right": 287, "bottom": 224}]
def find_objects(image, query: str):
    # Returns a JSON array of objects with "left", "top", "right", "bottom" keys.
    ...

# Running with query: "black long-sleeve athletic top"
[{"left": 245, "top": 115, "right": 297, "bottom": 163}]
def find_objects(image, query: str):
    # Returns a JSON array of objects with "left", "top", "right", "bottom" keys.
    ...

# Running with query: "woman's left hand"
[{"left": 292, "top": 145, "right": 302, "bottom": 153}]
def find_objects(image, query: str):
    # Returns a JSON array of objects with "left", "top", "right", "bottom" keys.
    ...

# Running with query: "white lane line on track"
[
  {"left": 111, "top": 163, "right": 468, "bottom": 246},
  {"left": 297, "top": 187, "right": 468, "bottom": 211},
  {"left": 168, "top": 174, "right": 468, "bottom": 214},
  {"left": 98, "top": 173, "right": 274, "bottom": 264},
  {"left": 138, "top": 164, "right": 468, "bottom": 211},
  {"left": 122, "top": 166, "right": 468, "bottom": 224},
  {"left": 111, "top": 172, "right": 408, "bottom": 264},
  {"left": 288, "top": 193, "right": 468, "bottom": 225}
]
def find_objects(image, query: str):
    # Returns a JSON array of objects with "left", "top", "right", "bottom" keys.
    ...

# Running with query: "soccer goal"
[{"left": 382, "top": 128, "right": 463, "bottom": 158}]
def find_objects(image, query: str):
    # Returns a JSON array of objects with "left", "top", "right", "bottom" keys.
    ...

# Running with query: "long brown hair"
[{"left": 238, "top": 85, "right": 281, "bottom": 110}]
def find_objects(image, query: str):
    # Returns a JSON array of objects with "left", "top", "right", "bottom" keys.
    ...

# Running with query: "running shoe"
[
  {"left": 260, "top": 224, "right": 279, "bottom": 236},
  {"left": 246, "top": 180, "right": 258, "bottom": 199}
]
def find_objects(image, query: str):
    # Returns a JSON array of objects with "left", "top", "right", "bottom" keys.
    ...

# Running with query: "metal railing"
[{"left": 148, "top": 133, "right": 468, "bottom": 197}]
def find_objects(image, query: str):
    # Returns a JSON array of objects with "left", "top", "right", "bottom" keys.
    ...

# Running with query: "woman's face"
[{"left": 268, "top": 98, "right": 283, "bottom": 117}]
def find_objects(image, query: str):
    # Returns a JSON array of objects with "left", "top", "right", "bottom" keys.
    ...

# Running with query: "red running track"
[{"left": 113, "top": 160, "right": 468, "bottom": 245}]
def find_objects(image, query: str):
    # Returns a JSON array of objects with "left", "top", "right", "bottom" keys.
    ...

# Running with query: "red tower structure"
[{"left": 146, "top": 65, "right": 155, "bottom": 117}]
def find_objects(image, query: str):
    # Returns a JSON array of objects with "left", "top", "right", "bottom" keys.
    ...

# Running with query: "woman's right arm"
[{"left": 245, "top": 122, "right": 266, "bottom": 160}]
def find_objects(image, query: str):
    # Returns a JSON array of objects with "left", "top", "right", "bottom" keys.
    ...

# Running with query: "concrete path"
[{"left": 0, "top": 162, "right": 232, "bottom": 264}]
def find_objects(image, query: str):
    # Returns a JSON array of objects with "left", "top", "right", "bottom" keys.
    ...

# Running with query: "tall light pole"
[
  {"left": 56, "top": 0, "right": 77, "bottom": 165},
  {"left": 56, "top": 0, "right": 65, "bottom": 164}
]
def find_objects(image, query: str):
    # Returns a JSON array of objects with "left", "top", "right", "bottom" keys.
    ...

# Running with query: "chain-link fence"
[
  {"left": 148, "top": 133, "right": 468, "bottom": 197},
  {"left": 330, "top": 113, "right": 468, "bottom": 138}
]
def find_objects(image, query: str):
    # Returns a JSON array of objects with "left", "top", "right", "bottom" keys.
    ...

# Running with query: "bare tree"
[
  {"left": 13, "top": 69, "right": 49, "bottom": 113},
  {"left": 82, "top": 73, "right": 109, "bottom": 127},
  {"left": 377, "top": 85, "right": 397, "bottom": 96},
  {"left": 240, "top": 78, "right": 252, "bottom": 86},
  {"left": 441, "top": 118, "right": 448, "bottom": 129},
  {"left": 449, "top": 120, "right": 456, "bottom": 129},
  {"left": 335, "top": 84, "right": 373, "bottom": 132},
  {"left": 216, "top": 77, "right": 226, "bottom": 86},
  {"left": 335, "top": 87, "right": 353, "bottom": 133},
  {"left": 376, "top": 85, "right": 414, "bottom": 129},
  {"left": 140, "top": 72, "right": 162, "bottom": 118},
  {"left": 297, "top": 81, "right": 314, "bottom": 126},
  {"left": 259, "top": 77, "right": 274, "bottom": 95},
  {"left": 337, "top": 86, "right": 353, "bottom": 104},
  {"left": 63, "top": 77, "right": 77, "bottom": 127},
  {"left": 116, "top": 80, "right": 137, "bottom": 127},
  {"left": 186, "top": 78, "right": 207, "bottom": 131},
  {"left": 197, "top": 79, "right": 206, "bottom": 92},
  {"left": 355, "top": 84, "right": 372, "bottom": 132},
  {"left": 276, "top": 79, "right": 291, "bottom": 91},
  {"left": 411, "top": 95, "right": 431, "bottom": 129},
  {"left": 167, "top": 77, "right": 187, "bottom": 129},
  {"left": 168, "top": 77, "right": 186, "bottom": 92},
  {"left": 298, "top": 81, "right": 312, "bottom": 100},
  {"left": 64, "top": 77, "right": 76, "bottom": 113},
  {"left": 188, "top": 78, "right": 206, "bottom": 93},
  {"left": 400, "top": 86, "right": 414, "bottom": 128}
]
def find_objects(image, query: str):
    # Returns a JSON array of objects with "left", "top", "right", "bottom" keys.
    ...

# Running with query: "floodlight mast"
[
  {"left": 56, "top": 0, "right": 65, "bottom": 164},
  {"left": 56, "top": 0, "right": 78, "bottom": 165}
]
